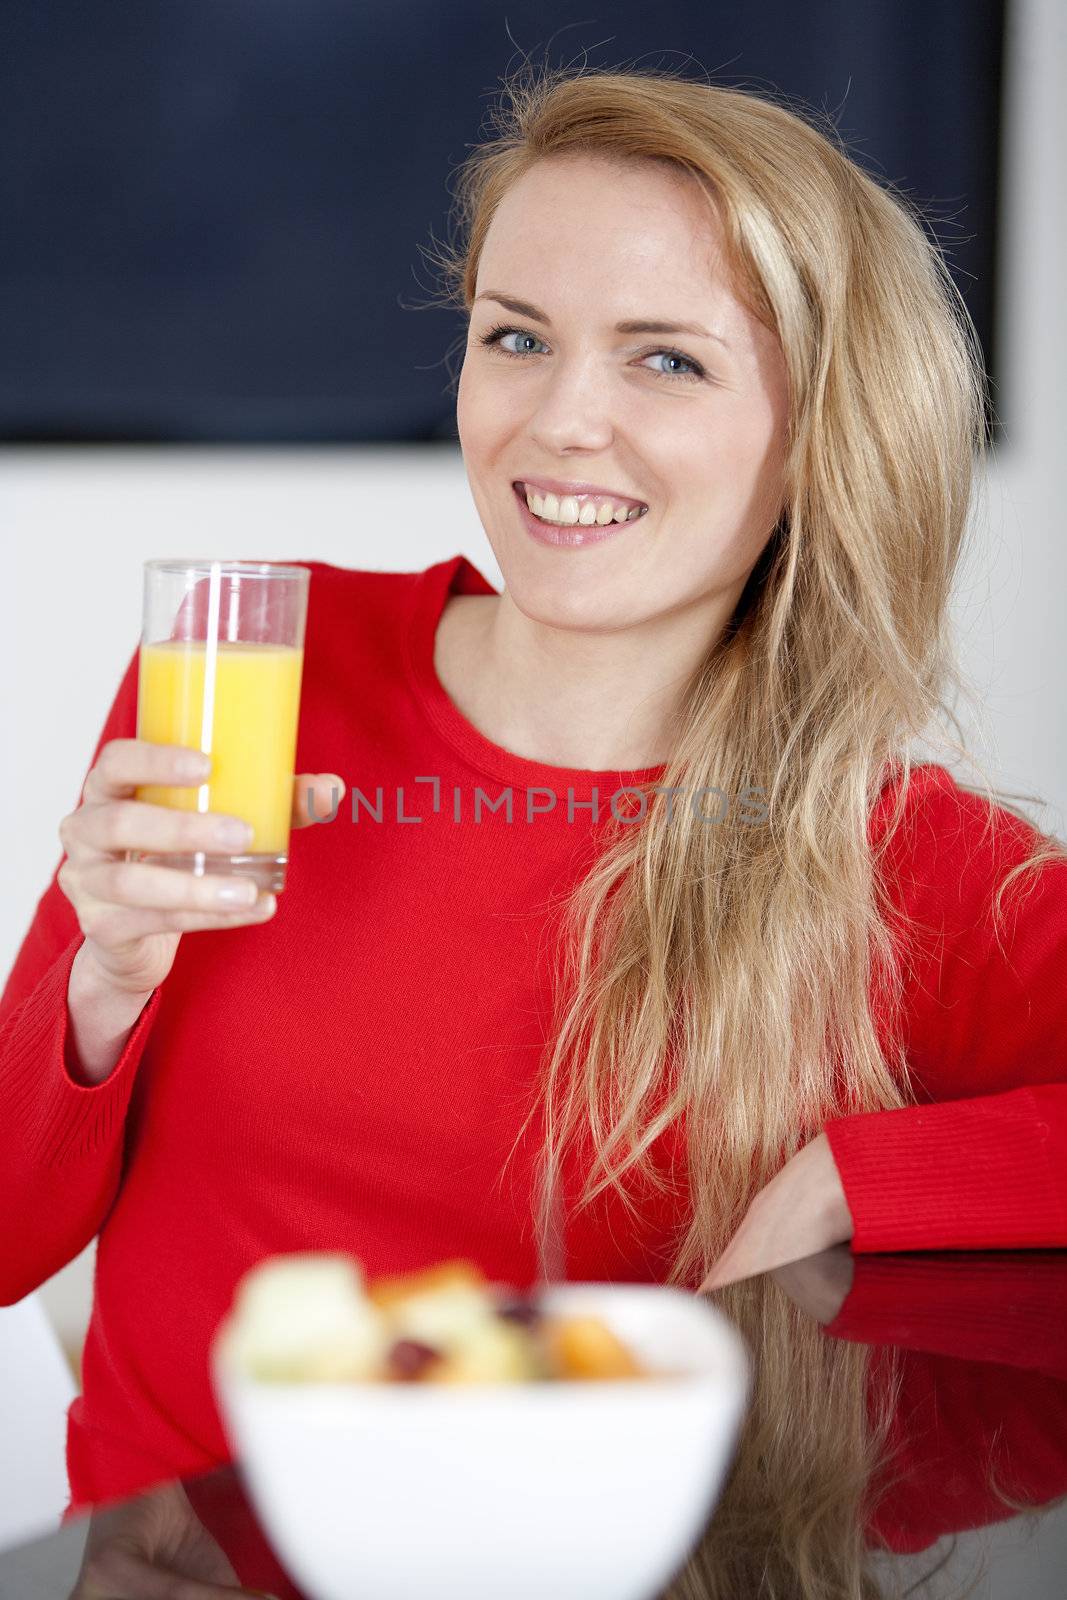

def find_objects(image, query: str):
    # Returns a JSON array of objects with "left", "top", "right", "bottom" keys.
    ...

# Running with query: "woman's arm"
[
  {"left": 0, "top": 645, "right": 162, "bottom": 1304},
  {"left": 824, "top": 1083, "right": 1067, "bottom": 1252},
  {"left": 824, "top": 765, "right": 1067, "bottom": 1253},
  {"left": 66, "top": 942, "right": 157, "bottom": 1086},
  {"left": 702, "top": 767, "right": 1067, "bottom": 1288}
]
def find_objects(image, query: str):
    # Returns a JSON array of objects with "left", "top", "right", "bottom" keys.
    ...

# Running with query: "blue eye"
[
  {"left": 487, "top": 327, "right": 546, "bottom": 357},
  {"left": 476, "top": 323, "right": 705, "bottom": 383},
  {"left": 645, "top": 350, "right": 702, "bottom": 380}
]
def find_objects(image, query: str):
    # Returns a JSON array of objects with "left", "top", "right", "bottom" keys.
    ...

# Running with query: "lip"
[
  {"left": 511, "top": 482, "right": 644, "bottom": 549},
  {"left": 513, "top": 476, "right": 649, "bottom": 511}
]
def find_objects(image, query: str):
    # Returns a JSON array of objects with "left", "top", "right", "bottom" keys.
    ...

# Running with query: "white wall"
[
  {"left": 2, "top": 0, "right": 1064, "bottom": 1427},
  {"left": 957, "top": 0, "right": 1066, "bottom": 834}
]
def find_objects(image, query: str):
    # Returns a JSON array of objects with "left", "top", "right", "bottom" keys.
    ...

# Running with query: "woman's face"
[{"left": 457, "top": 153, "right": 790, "bottom": 634}]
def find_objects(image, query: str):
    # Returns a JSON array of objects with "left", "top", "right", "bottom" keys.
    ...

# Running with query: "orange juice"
[{"left": 136, "top": 640, "right": 305, "bottom": 854}]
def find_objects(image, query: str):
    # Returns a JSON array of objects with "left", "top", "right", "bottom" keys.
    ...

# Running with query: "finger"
[
  {"left": 65, "top": 799, "right": 254, "bottom": 862},
  {"left": 83, "top": 740, "right": 211, "bottom": 804},
  {"left": 78, "top": 858, "right": 265, "bottom": 914},
  {"left": 80, "top": 894, "right": 277, "bottom": 942},
  {"left": 292, "top": 772, "right": 345, "bottom": 828}
]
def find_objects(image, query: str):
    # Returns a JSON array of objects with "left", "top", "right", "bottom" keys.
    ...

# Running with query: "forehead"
[{"left": 477, "top": 154, "right": 731, "bottom": 300}]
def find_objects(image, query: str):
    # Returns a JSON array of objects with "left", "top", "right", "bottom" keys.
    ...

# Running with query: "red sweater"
[{"left": 2, "top": 552, "right": 1066, "bottom": 1516}]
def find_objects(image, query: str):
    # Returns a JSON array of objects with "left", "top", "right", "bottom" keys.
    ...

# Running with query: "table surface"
[{"left": 1, "top": 1247, "right": 1065, "bottom": 1600}]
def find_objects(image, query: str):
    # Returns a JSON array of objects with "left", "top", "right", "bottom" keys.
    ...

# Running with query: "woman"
[{"left": 3, "top": 60, "right": 1066, "bottom": 1598}]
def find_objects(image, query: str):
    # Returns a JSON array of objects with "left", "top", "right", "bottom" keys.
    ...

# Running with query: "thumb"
[{"left": 292, "top": 772, "right": 345, "bottom": 828}]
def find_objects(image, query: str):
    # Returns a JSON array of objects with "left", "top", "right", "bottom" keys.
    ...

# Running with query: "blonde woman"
[{"left": 3, "top": 61, "right": 1066, "bottom": 1599}]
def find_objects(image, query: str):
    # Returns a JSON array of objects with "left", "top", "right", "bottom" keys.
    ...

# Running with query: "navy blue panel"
[{"left": 0, "top": 2, "right": 1004, "bottom": 442}]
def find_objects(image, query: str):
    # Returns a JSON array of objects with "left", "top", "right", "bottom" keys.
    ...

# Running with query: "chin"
[{"left": 502, "top": 561, "right": 638, "bottom": 634}]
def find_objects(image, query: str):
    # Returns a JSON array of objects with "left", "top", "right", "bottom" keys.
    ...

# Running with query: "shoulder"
[
  {"left": 296, "top": 556, "right": 459, "bottom": 655},
  {"left": 299, "top": 559, "right": 428, "bottom": 617},
  {"left": 868, "top": 765, "right": 1067, "bottom": 1103},
  {"left": 872, "top": 760, "right": 1067, "bottom": 999},
  {"left": 292, "top": 556, "right": 482, "bottom": 712},
  {"left": 871, "top": 762, "right": 1065, "bottom": 905},
  {"left": 298, "top": 554, "right": 485, "bottom": 627}
]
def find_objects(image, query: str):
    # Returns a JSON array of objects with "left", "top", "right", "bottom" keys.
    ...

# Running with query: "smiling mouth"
[{"left": 512, "top": 481, "right": 649, "bottom": 528}]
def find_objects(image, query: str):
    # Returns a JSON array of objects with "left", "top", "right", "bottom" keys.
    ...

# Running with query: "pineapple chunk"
[
  {"left": 431, "top": 1318, "right": 545, "bottom": 1384},
  {"left": 227, "top": 1253, "right": 388, "bottom": 1381}
]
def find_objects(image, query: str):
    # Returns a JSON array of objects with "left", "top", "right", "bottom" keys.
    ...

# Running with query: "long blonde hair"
[{"left": 419, "top": 60, "right": 1066, "bottom": 1596}]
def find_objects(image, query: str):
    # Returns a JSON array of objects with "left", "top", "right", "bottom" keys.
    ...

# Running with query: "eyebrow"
[{"left": 472, "top": 291, "right": 732, "bottom": 351}]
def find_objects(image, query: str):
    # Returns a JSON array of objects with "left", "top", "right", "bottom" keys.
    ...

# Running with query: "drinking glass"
[{"left": 129, "top": 559, "right": 310, "bottom": 892}]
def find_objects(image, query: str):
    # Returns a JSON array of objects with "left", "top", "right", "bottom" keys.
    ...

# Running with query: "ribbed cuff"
[
  {"left": 3, "top": 936, "right": 162, "bottom": 1169},
  {"left": 823, "top": 1087, "right": 1067, "bottom": 1253}
]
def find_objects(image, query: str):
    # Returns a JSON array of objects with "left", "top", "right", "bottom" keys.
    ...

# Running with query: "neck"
[{"left": 445, "top": 584, "right": 744, "bottom": 771}]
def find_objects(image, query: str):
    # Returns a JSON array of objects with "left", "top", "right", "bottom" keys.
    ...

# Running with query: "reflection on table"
[{"left": 1, "top": 1249, "right": 1065, "bottom": 1600}]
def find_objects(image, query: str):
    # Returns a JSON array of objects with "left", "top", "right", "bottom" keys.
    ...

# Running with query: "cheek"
[
  {"left": 665, "top": 419, "right": 784, "bottom": 573},
  {"left": 694, "top": 406, "right": 785, "bottom": 506},
  {"left": 456, "top": 360, "right": 508, "bottom": 453}
]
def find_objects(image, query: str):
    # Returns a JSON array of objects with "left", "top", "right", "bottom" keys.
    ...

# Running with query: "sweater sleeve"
[
  {"left": 823, "top": 766, "right": 1067, "bottom": 1253},
  {"left": 0, "top": 643, "right": 165, "bottom": 1305}
]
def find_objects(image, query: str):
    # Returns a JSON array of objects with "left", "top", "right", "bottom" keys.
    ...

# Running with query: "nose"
[{"left": 526, "top": 356, "right": 615, "bottom": 457}]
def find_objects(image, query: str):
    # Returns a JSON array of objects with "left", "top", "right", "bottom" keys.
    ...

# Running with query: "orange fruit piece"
[
  {"left": 543, "top": 1315, "right": 646, "bottom": 1380},
  {"left": 367, "top": 1258, "right": 487, "bottom": 1310}
]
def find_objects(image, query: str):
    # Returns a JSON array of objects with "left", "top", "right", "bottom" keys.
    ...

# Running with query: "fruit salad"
[{"left": 224, "top": 1255, "right": 650, "bottom": 1384}]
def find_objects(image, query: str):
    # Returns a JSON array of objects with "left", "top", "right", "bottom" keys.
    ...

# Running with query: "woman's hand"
[
  {"left": 698, "top": 1132, "right": 854, "bottom": 1292},
  {"left": 69, "top": 1478, "right": 278, "bottom": 1598},
  {"left": 57, "top": 737, "right": 345, "bottom": 998}
]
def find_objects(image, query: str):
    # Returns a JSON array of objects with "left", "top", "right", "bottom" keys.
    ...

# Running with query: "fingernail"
[
  {"left": 217, "top": 818, "right": 254, "bottom": 849},
  {"left": 213, "top": 880, "right": 257, "bottom": 905},
  {"left": 179, "top": 750, "right": 211, "bottom": 779}
]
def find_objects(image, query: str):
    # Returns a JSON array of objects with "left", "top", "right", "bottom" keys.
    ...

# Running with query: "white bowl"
[{"left": 210, "top": 1282, "right": 751, "bottom": 1600}]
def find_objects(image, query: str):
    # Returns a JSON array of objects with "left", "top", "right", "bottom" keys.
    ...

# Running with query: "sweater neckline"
[{"left": 403, "top": 554, "right": 670, "bottom": 793}]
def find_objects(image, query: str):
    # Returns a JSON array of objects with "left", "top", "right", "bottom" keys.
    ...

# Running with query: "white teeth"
[{"left": 521, "top": 484, "right": 647, "bottom": 527}]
